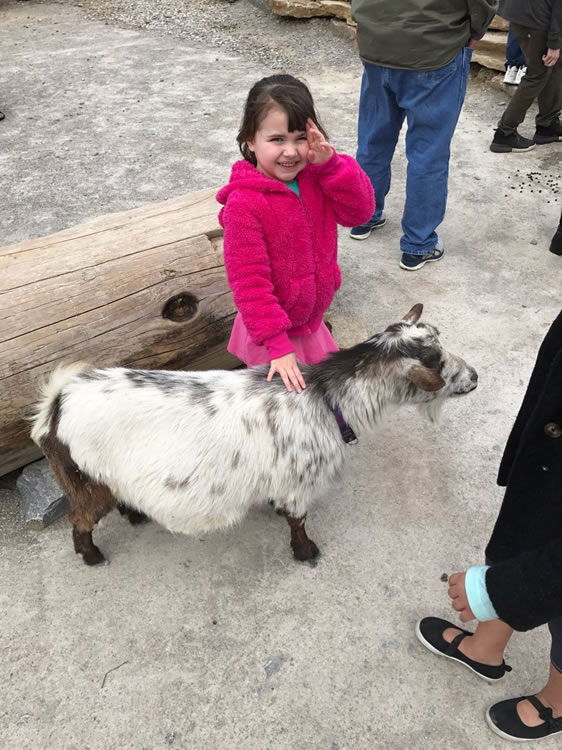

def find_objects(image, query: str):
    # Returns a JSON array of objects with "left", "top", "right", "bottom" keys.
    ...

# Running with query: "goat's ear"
[
  {"left": 407, "top": 364, "right": 445, "bottom": 392},
  {"left": 401, "top": 303, "right": 423, "bottom": 325}
]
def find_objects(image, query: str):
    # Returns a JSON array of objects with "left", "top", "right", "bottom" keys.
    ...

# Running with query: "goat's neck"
[{"left": 324, "top": 370, "right": 401, "bottom": 433}]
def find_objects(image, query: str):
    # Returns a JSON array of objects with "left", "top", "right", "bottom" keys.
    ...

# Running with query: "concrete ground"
[{"left": 1, "top": 1, "right": 561, "bottom": 748}]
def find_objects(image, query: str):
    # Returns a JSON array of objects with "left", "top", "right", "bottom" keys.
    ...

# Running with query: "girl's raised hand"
[
  {"left": 267, "top": 352, "right": 306, "bottom": 393},
  {"left": 306, "top": 118, "right": 332, "bottom": 165}
]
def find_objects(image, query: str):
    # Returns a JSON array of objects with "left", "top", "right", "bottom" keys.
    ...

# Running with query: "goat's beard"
[{"left": 417, "top": 396, "right": 445, "bottom": 424}]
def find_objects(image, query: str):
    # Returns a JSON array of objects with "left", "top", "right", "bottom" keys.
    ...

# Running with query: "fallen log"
[{"left": 0, "top": 188, "right": 239, "bottom": 476}]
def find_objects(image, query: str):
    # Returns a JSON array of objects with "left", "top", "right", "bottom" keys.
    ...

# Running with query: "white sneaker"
[
  {"left": 503, "top": 66, "right": 518, "bottom": 85},
  {"left": 515, "top": 66, "right": 527, "bottom": 85}
]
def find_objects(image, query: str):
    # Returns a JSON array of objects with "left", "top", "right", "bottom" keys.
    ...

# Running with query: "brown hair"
[{"left": 237, "top": 74, "right": 328, "bottom": 165}]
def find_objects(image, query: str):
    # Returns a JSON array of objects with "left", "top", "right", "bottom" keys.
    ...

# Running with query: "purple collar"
[{"left": 331, "top": 407, "right": 358, "bottom": 444}]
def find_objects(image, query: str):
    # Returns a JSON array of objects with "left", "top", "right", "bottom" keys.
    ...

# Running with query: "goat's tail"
[{"left": 30, "top": 362, "right": 90, "bottom": 444}]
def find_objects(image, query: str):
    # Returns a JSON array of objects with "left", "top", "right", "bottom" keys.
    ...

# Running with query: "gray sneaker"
[{"left": 400, "top": 238, "right": 444, "bottom": 271}]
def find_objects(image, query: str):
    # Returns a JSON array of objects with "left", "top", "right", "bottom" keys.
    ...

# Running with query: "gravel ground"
[
  {"left": 2, "top": 4, "right": 561, "bottom": 749},
  {"left": 34, "top": 0, "right": 356, "bottom": 72}
]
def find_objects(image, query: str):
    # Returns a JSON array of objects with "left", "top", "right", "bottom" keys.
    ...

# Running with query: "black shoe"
[
  {"left": 350, "top": 213, "right": 386, "bottom": 240},
  {"left": 486, "top": 695, "right": 562, "bottom": 741},
  {"left": 415, "top": 617, "right": 512, "bottom": 682},
  {"left": 534, "top": 117, "right": 562, "bottom": 144},
  {"left": 550, "top": 225, "right": 562, "bottom": 255},
  {"left": 490, "top": 129, "right": 535, "bottom": 153}
]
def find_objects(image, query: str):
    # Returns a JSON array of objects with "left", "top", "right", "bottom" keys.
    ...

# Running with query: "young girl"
[{"left": 217, "top": 74, "right": 375, "bottom": 393}]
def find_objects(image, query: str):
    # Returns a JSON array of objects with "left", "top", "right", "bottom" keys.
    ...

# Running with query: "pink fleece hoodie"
[{"left": 216, "top": 151, "right": 375, "bottom": 359}]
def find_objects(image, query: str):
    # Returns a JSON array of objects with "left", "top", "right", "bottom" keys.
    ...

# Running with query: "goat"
[{"left": 31, "top": 304, "right": 477, "bottom": 566}]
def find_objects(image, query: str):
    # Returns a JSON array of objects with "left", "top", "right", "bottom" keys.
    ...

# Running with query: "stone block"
[
  {"left": 17, "top": 459, "right": 69, "bottom": 528},
  {"left": 268, "top": 0, "right": 352, "bottom": 23},
  {"left": 473, "top": 31, "right": 507, "bottom": 72},
  {"left": 490, "top": 15, "right": 509, "bottom": 32}
]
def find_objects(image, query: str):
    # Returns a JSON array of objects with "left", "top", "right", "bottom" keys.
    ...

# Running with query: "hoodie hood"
[{"left": 216, "top": 160, "right": 298, "bottom": 205}]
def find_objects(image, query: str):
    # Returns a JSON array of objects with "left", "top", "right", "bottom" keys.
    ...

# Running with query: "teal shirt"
[{"left": 286, "top": 179, "right": 300, "bottom": 196}]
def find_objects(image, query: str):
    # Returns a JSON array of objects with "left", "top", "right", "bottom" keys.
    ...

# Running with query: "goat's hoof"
[
  {"left": 82, "top": 546, "right": 107, "bottom": 566},
  {"left": 292, "top": 540, "right": 320, "bottom": 562}
]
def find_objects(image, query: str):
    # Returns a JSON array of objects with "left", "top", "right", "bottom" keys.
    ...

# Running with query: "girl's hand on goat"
[
  {"left": 306, "top": 119, "right": 332, "bottom": 165},
  {"left": 267, "top": 353, "right": 306, "bottom": 393},
  {"left": 447, "top": 571, "right": 475, "bottom": 622}
]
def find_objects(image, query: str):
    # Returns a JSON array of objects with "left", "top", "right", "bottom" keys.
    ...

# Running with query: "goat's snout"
[{"left": 453, "top": 363, "right": 478, "bottom": 394}]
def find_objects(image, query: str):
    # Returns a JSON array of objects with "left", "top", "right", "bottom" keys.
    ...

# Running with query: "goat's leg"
[
  {"left": 282, "top": 512, "right": 320, "bottom": 562},
  {"left": 69, "top": 488, "right": 115, "bottom": 566},
  {"left": 72, "top": 525, "right": 106, "bottom": 566},
  {"left": 65, "top": 484, "right": 115, "bottom": 565},
  {"left": 117, "top": 503, "right": 149, "bottom": 525},
  {"left": 42, "top": 436, "right": 117, "bottom": 565}
]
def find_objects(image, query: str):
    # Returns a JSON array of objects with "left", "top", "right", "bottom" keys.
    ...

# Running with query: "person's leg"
[
  {"left": 442, "top": 619, "right": 513, "bottom": 665},
  {"left": 356, "top": 62, "right": 405, "bottom": 223},
  {"left": 488, "top": 618, "right": 562, "bottom": 737},
  {"left": 398, "top": 47, "right": 471, "bottom": 257},
  {"left": 506, "top": 25, "right": 525, "bottom": 69},
  {"left": 535, "top": 55, "right": 562, "bottom": 133},
  {"left": 533, "top": 616, "right": 562, "bottom": 717},
  {"left": 497, "top": 25, "right": 552, "bottom": 135}
]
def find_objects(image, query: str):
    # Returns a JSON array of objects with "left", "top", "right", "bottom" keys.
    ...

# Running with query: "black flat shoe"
[
  {"left": 416, "top": 617, "right": 512, "bottom": 682},
  {"left": 487, "top": 695, "right": 562, "bottom": 741}
]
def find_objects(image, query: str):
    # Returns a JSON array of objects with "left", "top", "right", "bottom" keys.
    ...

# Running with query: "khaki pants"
[{"left": 497, "top": 23, "right": 562, "bottom": 135}]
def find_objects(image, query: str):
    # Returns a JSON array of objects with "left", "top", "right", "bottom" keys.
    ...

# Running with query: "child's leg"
[
  {"left": 526, "top": 663, "right": 562, "bottom": 722},
  {"left": 443, "top": 619, "right": 514, "bottom": 665},
  {"left": 488, "top": 618, "right": 562, "bottom": 732}
]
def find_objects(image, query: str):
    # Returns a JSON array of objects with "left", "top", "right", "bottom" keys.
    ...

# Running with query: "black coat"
[
  {"left": 485, "top": 310, "right": 562, "bottom": 631},
  {"left": 499, "top": 0, "right": 562, "bottom": 48}
]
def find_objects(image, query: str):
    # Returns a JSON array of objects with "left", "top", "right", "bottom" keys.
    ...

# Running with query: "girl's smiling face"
[{"left": 246, "top": 106, "right": 309, "bottom": 183}]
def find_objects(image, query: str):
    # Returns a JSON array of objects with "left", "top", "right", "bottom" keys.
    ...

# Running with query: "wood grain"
[{"left": 0, "top": 189, "right": 240, "bottom": 476}]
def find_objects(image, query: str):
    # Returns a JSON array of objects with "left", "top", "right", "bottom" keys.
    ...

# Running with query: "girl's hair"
[{"left": 237, "top": 74, "right": 328, "bottom": 165}]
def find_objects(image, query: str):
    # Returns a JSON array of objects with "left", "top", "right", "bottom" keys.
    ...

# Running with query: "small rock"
[
  {"left": 264, "top": 654, "right": 285, "bottom": 678},
  {"left": 530, "top": 239, "right": 538, "bottom": 245},
  {"left": 440, "top": 573, "right": 448, "bottom": 582},
  {"left": 17, "top": 459, "right": 68, "bottom": 528}
]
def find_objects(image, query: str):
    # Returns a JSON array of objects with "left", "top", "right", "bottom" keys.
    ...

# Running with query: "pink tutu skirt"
[{"left": 228, "top": 313, "right": 339, "bottom": 367}]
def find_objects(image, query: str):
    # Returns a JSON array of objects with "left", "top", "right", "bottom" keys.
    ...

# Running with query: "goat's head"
[{"left": 363, "top": 303, "right": 478, "bottom": 422}]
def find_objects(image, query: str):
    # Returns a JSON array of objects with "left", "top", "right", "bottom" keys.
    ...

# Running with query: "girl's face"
[{"left": 246, "top": 106, "right": 309, "bottom": 183}]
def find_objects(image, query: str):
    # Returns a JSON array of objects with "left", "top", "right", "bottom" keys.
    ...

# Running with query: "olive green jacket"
[{"left": 351, "top": 0, "right": 498, "bottom": 70}]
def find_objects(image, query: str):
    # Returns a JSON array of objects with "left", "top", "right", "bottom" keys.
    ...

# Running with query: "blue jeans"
[
  {"left": 506, "top": 26, "right": 525, "bottom": 69},
  {"left": 357, "top": 48, "right": 472, "bottom": 255}
]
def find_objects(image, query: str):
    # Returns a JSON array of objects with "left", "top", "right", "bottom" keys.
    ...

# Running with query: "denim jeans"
[
  {"left": 506, "top": 26, "right": 525, "bottom": 69},
  {"left": 357, "top": 48, "right": 472, "bottom": 255}
]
